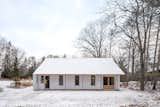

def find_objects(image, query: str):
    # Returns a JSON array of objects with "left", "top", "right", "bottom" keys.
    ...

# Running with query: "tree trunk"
[
  {"left": 152, "top": 79, "right": 157, "bottom": 90},
  {"left": 140, "top": 51, "right": 145, "bottom": 91},
  {"left": 152, "top": 16, "right": 160, "bottom": 90},
  {"left": 145, "top": 15, "right": 153, "bottom": 72},
  {"left": 127, "top": 40, "right": 131, "bottom": 83},
  {"left": 131, "top": 47, "right": 135, "bottom": 80}
]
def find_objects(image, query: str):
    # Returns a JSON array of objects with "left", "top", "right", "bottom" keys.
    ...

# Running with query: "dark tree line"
[
  {"left": 0, "top": 37, "right": 68, "bottom": 81},
  {"left": 0, "top": 37, "right": 41, "bottom": 80}
]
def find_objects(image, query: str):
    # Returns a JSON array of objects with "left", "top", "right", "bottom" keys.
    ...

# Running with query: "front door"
[
  {"left": 103, "top": 76, "right": 114, "bottom": 90},
  {"left": 45, "top": 76, "right": 50, "bottom": 89}
]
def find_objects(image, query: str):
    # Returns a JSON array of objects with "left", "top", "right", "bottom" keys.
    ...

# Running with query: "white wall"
[
  {"left": 33, "top": 75, "right": 39, "bottom": 90},
  {"left": 65, "top": 75, "right": 83, "bottom": 89},
  {"left": 33, "top": 74, "right": 120, "bottom": 90},
  {"left": 33, "top": 75, "right": 45, "bottom": 90},
  {"left": 50, "top": 75, "right": 103, "bottom": 89},
  {"left": 114, "top": 75, "right": 120, "bottom": 90},
  {"left": 82, "top": 75, "right": 103, "bottom": 89},
  {"left": 50, "top": 75, "right": 65, "bottom": 89}
]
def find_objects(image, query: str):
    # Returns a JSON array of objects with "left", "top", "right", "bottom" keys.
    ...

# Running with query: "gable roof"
[{"left": 33, "top": 58, "right": 124, "bottom": 75}]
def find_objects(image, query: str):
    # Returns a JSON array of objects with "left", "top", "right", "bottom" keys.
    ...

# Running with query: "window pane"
[
  {"left": 110, "top": 77, "right": 114, "bottom": 85},
  {"left": 75, "top": 75, "right": 79, "bottom": 85},
  {"left": 91, "top": 75, "right": 95, "bottom": 85},
  {"left": 36, "top": 76, "right": 38, "bottom": 83},
  {"left": 103, "top": 77, "right": 108, "bottom": 85},
  {"left": 41, "top": 76, "right": 44, "bottom": 83},
  {"left": 59, "top": 75, "right": 63, "bottom": 85}
]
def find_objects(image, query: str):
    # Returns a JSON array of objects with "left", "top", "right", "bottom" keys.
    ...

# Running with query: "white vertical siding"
[
  {"left": 36, "top": 75, "right": 45, "bottom": 89},
  {"left": 50, "top": 75, "right": 65, "bottom": 89},
  {"left": 33, "top": 75, "right": 38, "bottom": 90},
  {"left": 100, "top": 75, "right": 104, "bottom": 89},
  {"left": 114, "top": 75, "right": 120, "bottom": 90},
  {"left": 65, "top": 75, "right": 83, "bottom": 89},
  {"left": 82, "top": 75, "right": 103, "bottom": 89},
  {"left": 33, "top": 74, "right": 120, "bottom": 90},
  {"left": 33, "top": 75, "right": 45, "bottom": 90}
]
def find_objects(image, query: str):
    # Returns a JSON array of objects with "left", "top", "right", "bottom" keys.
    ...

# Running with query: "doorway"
[
  {"left": 45, "top": 76, "right": 50, "bottom": 89},
  {"left": 103, "top": 76, "right": 114, "bottom": 90}
]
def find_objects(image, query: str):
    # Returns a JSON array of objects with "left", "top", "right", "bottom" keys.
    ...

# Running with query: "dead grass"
[
  {"left": 20, "top": 80, "right": 32, "bottom": 87},
  {"left": 9, "top": 79, "right": 32, "bottom": 88}
]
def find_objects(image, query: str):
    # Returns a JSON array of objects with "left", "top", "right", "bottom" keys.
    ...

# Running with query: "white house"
[{"left": 33, "top": 58, "right": 124, "bottom": 90}]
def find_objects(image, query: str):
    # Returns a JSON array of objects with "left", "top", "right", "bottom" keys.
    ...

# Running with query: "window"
[
  {"left": 91, "top": 75, "right": 95, "bottom": 85},
  {"left": 41, "top": 76, "right": 44, "bottom": 83},
  {"left": 103, "top": 77, "right": 108, "bottom": 85},
  {"left": 109, "top": 77, "right": 114, "bottom": 85},
  {"left": 36, "top": 76, "right": 38, "bottom": 83},
  {"left": 104, "top": 77, "right": 114, "bottom": 85},
  {"left": 75, "top": 75, "right": 79, "bottom": 86},
  {"left": 59, "top": 75, "right": 63, "bottom": 85}
]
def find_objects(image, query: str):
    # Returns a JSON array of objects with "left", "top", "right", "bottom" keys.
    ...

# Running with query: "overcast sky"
[{"left": 0, "top": 0, "right": 105, "bottom": 58}]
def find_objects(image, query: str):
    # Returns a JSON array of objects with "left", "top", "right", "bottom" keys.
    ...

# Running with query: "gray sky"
[{"left": 0, "top": 0, "right": 105, "bottom": 58}]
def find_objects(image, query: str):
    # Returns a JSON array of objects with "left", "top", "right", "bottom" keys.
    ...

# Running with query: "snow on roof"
[{"left": 33, "top": 58, "right": 125, "bottom": 75}]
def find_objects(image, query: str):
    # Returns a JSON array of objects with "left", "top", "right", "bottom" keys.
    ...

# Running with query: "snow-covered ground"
[
  {"left": 127, "top": 81, "right": 160, "bottom": 92},
  {"left": 0, "top": 80, "right": 160, "bottom": 107}
]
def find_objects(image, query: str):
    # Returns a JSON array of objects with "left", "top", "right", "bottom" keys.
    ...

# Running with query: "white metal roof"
[{"left": 33, "top": 58, "right": 125, "bottom": 75}]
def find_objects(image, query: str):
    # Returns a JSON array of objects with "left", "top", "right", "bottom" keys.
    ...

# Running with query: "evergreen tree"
[
  {"left": 12, "top": 55, "right": 20, "bottom": 81},
  {"left": 1, "top": 54, "right": 11, "bottom": 78},
  {"left": 1, "top": 42, "right": 12, "bottom": 78}
]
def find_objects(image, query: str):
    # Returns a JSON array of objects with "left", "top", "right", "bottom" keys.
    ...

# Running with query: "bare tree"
[
  {"left": 77, "top": 19, "right": 108, "bottom": 58},
  {"left": 108, "top": 28, "right": 117, "bottom": 57},
  {"left": 153, "top": 16, "right": 160, "bottom": 72},
  {"left": 113, "top": 48, "right": 128, "bottom": 82},
  {"left": 152, "top": 14, "right": 160, "bottom": 90},
  {"left": 113, "top": 0, "right": 156, "bottom": 90},
  {"left": 26, "top": 56, "right": 37, "bottom": 78}
]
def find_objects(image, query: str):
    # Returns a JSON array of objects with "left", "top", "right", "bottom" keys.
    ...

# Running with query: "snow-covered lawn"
[{"left": 0, "top": 80, "right": 160, "bottom": 107}]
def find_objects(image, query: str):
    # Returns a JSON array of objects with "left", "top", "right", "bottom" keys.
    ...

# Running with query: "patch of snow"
[
  {"left": 0, "top": 80, "right": 160, "bottom": 107},
  {"left": 128, "top": 81, "right": 160, "bottom": 92}
]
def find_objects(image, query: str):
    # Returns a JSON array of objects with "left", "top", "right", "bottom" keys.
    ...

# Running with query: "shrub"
[{"left": 20, "top": 81, "right": 32, "bottom": 87}]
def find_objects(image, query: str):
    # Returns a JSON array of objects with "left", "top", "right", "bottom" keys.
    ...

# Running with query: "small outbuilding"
[{"left": 33, "top": 58, "right": 124, "bottom": 90}]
